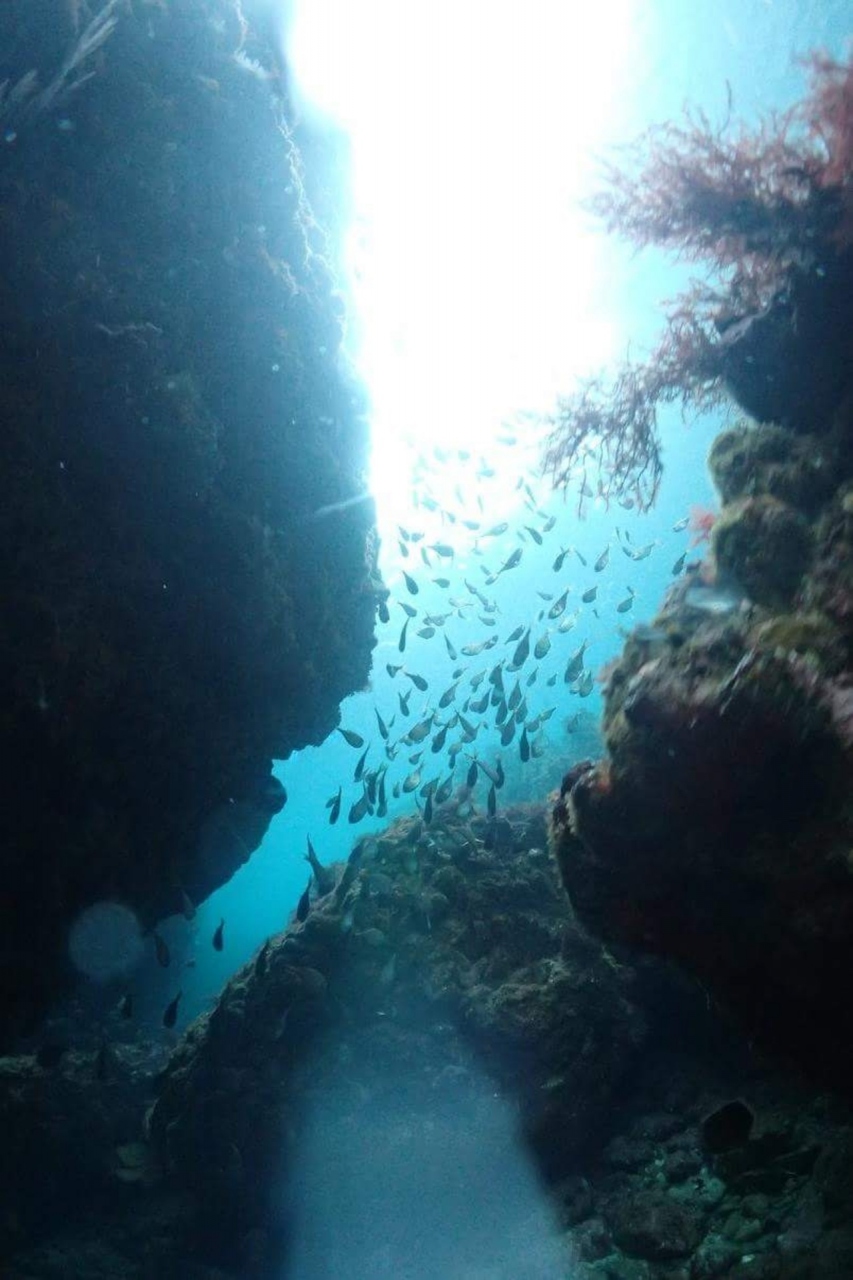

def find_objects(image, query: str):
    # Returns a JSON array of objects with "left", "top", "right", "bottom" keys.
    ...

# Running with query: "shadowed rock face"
[
  {"left": 0, "top": 1, "right": 379, "bottom": 1043},
  {"left": 551, "top": 407, "right": 853, "bottom": 1086}
]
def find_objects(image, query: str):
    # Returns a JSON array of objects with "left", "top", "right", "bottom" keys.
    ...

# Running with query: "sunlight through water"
[{"left": 286, "top": 0, "right": 640, "bottom": 530}]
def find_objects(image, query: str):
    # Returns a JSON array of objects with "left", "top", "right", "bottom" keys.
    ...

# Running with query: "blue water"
[{"left": 147, "top": 0, "right": 852, "bottom": 1027}]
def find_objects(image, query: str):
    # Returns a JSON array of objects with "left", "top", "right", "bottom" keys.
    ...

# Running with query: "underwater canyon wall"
[{"left": 0, "top": 0, "right": 378, "bottom": 1043}]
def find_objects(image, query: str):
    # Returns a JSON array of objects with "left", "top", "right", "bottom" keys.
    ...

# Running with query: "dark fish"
[
  {"left": 457, "top": 713, "right": 477, "bottom": 740},
  {"left": 118, "top": 992, "right": 133, "bottom": 1020},
  {"left": 365, "top": 768, "right": 378, "bottom": 806},
  {"left": 377, "top": 770, "right": 388, "bottom": 816},
  {"left": 423, "top": 788, "right": 434, "bottom": 825},
  {"left": 469, "top": 691, "right": 489, "bottom": 714},
  {"left": 376, "top": 709, "right": 390, "bottom": 740},
  {"left": 433, "top": 577, "right": 451, "bottom": 588},
  {"left": 348, "top": 792, "right": 370, "bottom": 823},
  {"left": 564, "top": 643, "right": 588, "bottom": 684},
  {"left": 495, "top": 759, "right": 505, "bottom": 788},
  {"left": 398, "top": 618, "right": 410, "bottom": 652},
  {"left": 616, "top": 590, "right": 635, "bottom": 613},
  {"left": 405, "top": 671, "right": 429, "bottom": 692},
  {"left": 481, "top": 521, "right": 509, "bottom": 537},
  {"left": 466, "top": 758, "right": 478, "bottom": 788},
  {"left": 548, "top": 590, "right": 569, "bottom": 619},
  {"left": 519, "top": 727, "right": 530, "bottom": 762},
  {"left": 306, "top": 837, "right": 336, "bottom": 895},
  {"left": 386, "top": 663, "right": 403, "bottom": 678},
  {"left": 153, "top": 931, "right": 170, "bottom": 969},
  {"left": 162, "top": 991, "right": 182, "bottom": 1030},
  {"left": 326, "top": 785, "right": 342, "bottom": 825},
  {"left": 378, "top": 598, "right": 390, "bottom": 624},
  {"left": 511, "top": 628, "right": 530, "bottom": 668},
  {"left": 673, "top": 515, "right": 690, "bottom": 531},
  {"left": 417, "top": 626, "right": 436, "bottom": 639},
  {"left": 212, "top": 918, "right": 225, "bottom": 952},
  {"left": 672, "top": 552, "right": 687, "bottom": 575},
  {"left": 398, "top": 601, "right": 417, "bottom": 618},
  {"left": 552, "top": 547, "right": 570, "bottom": 572},
  {"left": 495, "top": 698, "right": 508, "bottom": 725},
  {"left": 398, "top": 689, "right": 411, "bottom": 716},
  {"left": 435, "top": 774, "right": 454, "bottom": 804},
  {"left": 487, "top": 784, "right": 497, "bottom": 816},
  {"left": 403, "top": 767, "right": 421, "bottom": 793},
  {"left": 574, "top": 548, "right": 588, "bottom": 567},
  {"left": 701, "top": 1100, "right": 754, "bottom": 1154},
  {"left": 506, "top": 625, "right": 525, "bottom": 643},
  {"left": 500, "top": 719, "right": 515, "bottom": 746},
  {"left": 431, "top": 724, "right": 448, "bottom": 753},
  {"left": 407, "top": 716, "right": 434, "bottom": 743},
  {"left": 354, "top": 744, "right": 370, "bottom": 782},
  {"left": 581, "top": 585, "right": 598, "bottom": 603},
  {"left": 444, "top": 634, "right": 458, "bottom": 661},
  {"left": 508, "top": 681, "right": 521, "bottom": 711},
  {"left": 337, "top": 727, "right": 365, "bottom": 749},
  {"left": 577, "top": 671, "right": 594, "bottom": 697},
  {"left": 398, "top": 539, "right": 409, "bottom": 558},
  {"left": 403, "top": 571, "right": 419, "bottom": 595},
  {"left": 296, "top": 880, "right": 311, "bottom": 921},
  {"left": 525, "top": 525, "right": 543, "bottom": 545},
  {"left": 431, "top": 542, "right": 454, "bottom": 558},
  {"left": 439, "top": 681, "right": 459, "bottom": 709},
  {"left": 498, "top": 547, "right": 523, "bottom": 574},
  {"left": 626, "top": 541, "right": 656, "bottom": 561},
  {"left": 594, "top": 545, "right": 610, "bottom": 572},
  {"left": 180, "top": 890, "right": 196, "bottom": 921}
]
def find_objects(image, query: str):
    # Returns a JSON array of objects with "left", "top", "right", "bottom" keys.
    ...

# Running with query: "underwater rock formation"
[
  {"left": 146, "top": 805, "right": 647, "bottom": 1276},
  {"left": 0, "top": 1, "right": 378, "bottom": 1042},
  {"left": 552, "top": 402, "right": 853, "bottom": 1084}
]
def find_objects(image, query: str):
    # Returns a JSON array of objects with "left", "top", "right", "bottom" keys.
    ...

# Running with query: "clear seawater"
[{"left": 147, "top": 0, "right": 852, "bottom": 1027}]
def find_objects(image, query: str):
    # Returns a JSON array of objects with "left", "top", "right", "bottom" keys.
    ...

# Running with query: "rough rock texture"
[
  {"left": 559, "top": 1046, "right": 853, "bottom": 1280},
  {"left": 552, "top": 402, "right": 853, "bottom": 1085},
  {"left": 145, "top": 804, "right": 648, "bottom": 1276},
  {"left": 8, "top": 932, "right": 853, "bottom": 1278},
  {"left": 0, "top": 1, "right": 379, "bottom": 1042}
]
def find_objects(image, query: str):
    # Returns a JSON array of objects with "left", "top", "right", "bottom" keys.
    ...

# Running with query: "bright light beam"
[{"left": 287, "top": 0, "right": 640, "bottom": 526}]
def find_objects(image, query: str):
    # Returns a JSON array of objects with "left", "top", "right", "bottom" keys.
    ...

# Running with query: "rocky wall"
[{"left": 0, "top": 0, "right": 379, "bottom": 1043}]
